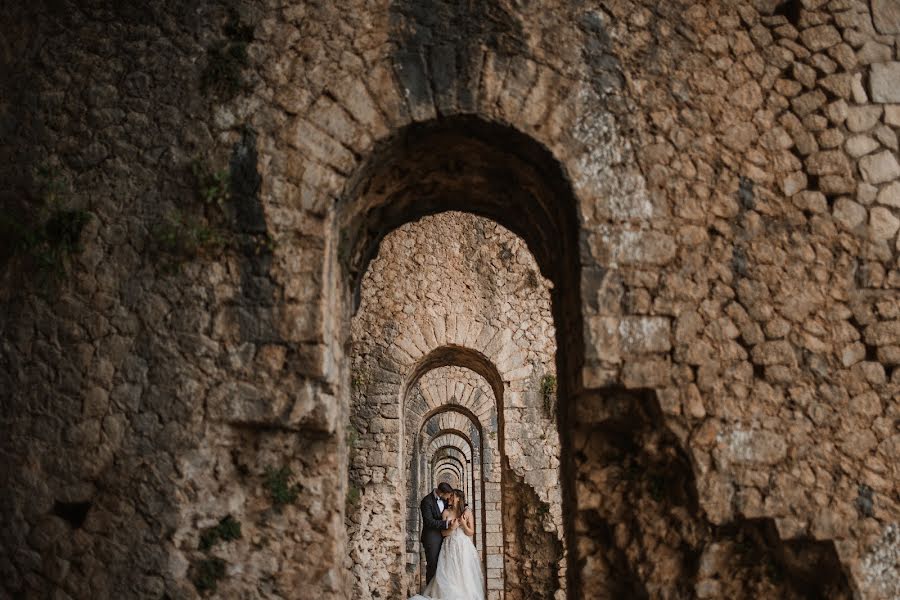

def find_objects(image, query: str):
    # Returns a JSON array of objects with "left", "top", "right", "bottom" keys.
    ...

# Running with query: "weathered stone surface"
[
  {"left": 1, "top": 1, "right": 891, "bottom": 598},
  {"left": 799, "top": 25, "right": 842, "bottom": 51},
  {"left": 833, "top": 197, "right": 868, "bottom": 230},
  {"left": 878, "top": 181, "right": 900, "bottom": 208},
  {"left": 750, "top": 340, "right": 796, "bottom": 365},
  {"left": 870, "top": 207, "right": 900, "bottom": 240},
  {"left": 793, "top": 190, "right": 828, "bottom": 213},
  {"left": 619, "top": 317, "right": 672, "bottom": 353},
  {"left": 865, "top": 321, "right": 900, "bottom": 346},
  {"left": 872, "top": 0, "right": 900, "bottom": 34},
  {"left": 806, "top": 150, "right": 851, "bottom": 176},
  {"left": 886, "top": 105, "right": 900, "bottom": 127},
  {"left": 870, "top": 62, "right": 900, "bottom": 103},
  {"left": 846, "top": 105, "right": 882, "bottom": 132},
  {"left": 717, "top": 428, "right": 787, "bottom": 465},
  {"left": 859, "top": 150, "right": 900, "bottom": 184},
  {"left": 845, "top": 135, "right": 879, "bottom": 158}
]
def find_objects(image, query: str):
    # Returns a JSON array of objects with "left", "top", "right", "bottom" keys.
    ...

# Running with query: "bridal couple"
[{"left": 410, "top": 482, "right": 485, "bottom": 600}]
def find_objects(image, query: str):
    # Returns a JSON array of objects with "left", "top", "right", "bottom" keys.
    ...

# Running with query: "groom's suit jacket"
[{"left": 420, "top": 493, "right": 448, "bottom": 547}]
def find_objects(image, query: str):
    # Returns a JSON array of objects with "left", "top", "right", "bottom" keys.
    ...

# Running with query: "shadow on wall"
[
  {"left": 502, "top": 457, "right": 564, "bottom": 600},
  {"left": 573, "top": 388, "right": 853, "bottom": 599}
]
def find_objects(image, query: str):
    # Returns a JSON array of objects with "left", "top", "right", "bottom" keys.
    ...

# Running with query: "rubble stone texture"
[{"left": 1, "top": 0, "right": 900, "bottom": 599}]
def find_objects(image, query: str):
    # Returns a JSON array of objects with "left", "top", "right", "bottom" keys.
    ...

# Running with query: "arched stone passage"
[
  {"left": 348, "top": 210, "right": 565, "bottom": 599},
  {"left": 339, "top": 118, "right": 581, "bottom": 599},
  {"left": 407, "top": 368, "right": 494, "bottom": 593},
  {"left": 428, "top": 437, "right": 472, "bottom": 506},
  {"left": 339, "top": 117, "right": 582, "bottom": 320},
  {"left": 431, "top": 446, "right": 471, "bottom": 499}
]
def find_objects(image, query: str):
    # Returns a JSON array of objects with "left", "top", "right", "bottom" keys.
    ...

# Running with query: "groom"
[{"left": 420, "top": 482, "right": 457, "bottom": 584}]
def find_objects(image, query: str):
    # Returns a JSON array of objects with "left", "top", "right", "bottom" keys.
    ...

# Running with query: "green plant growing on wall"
[
  {"left": 192, "top": 159, "right": 230, "bottom": 208},
  {"left": 346, "top": 421, "right": 359, "bottom": 449},
  {"left": 264, "top": 465, "right": 301, "bottom": 509},
  {"left": 151, "top": 157, "right": 235, "bottom": 271},
  {"left": 199, "top": 515, "right": 242, "bottom": 551},
  {"left": 151, "top": 210, "right": 226, "bottom": 269},
  {"left": 346, "top": 484, "right": 361, "bottom": 509},
  {"left": 201, "top": 9, "right": 254, "bottom": 99},
  {"left": 540, "top": 374, "right": 557, "bottom": 416},
  {"left": 351, "top": 368, "right": 371, "bottom": 393},
  {"left": 192, "top": 556, "right": 226, "bottom": 592},
  {"left": 0, "top": 166, "right": 91, "bottom": 285}
]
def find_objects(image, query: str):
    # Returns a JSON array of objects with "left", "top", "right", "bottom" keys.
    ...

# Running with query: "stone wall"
[
  {"left": 348, "top": 212, "right": 563, "bottom": 598},
  {"left": 1, "top": 0, "right": 900, "bottom": 598}
]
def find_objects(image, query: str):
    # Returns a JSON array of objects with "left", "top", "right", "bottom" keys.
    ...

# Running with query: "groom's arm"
[{"left": 420, "top": 496, "right": 449, "bottom": 530}]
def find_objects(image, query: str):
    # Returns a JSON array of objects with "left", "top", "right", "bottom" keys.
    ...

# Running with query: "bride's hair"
[{"left": 453, "top": 488, "right": 466, "bottom": 513}]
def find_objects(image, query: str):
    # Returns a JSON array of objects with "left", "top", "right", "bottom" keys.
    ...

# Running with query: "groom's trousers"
[{"left": 422, "top": 534, "right": 442, "bottom": 583}]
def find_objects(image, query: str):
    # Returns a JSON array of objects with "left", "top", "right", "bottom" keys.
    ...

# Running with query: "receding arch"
[
  {"left": 413, "top": 403, "right": 488, "bottom": 589},
  {"left": 418, "top": 404, "right": 486, "bottom": 436},
  {"left": 403, "top": 344, "right": 506, "bottom": 403},
  {"left": 337, "top": 116, "right": 581, "bottom": 315},
  {"left": 342, "top": 117, "right": 578, "bottom": 598}
]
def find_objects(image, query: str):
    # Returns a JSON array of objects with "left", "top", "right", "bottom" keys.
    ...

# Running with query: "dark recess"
[{"left": 52, "top": 500, "right": 91, "bottom": 528}]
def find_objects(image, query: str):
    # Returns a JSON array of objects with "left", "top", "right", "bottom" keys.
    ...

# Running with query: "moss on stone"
[
  {"left": 199, "top": 515, "right": 242, "bottom": 551},
  {"left": 263, "top": 465, "right": 301, "bottom": 509}
]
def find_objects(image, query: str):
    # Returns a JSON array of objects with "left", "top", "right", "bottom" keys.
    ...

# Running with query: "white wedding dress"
[{"left": 410, "top": 522, "right": 485, "bottom": 600}]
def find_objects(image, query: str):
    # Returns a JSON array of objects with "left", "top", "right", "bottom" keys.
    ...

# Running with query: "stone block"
[
  {"left": 717, "top": 428, "right": 787, "bottom": 465},
  {"left": 859, "top": 150, "right": 900, "bottom": 184},
  {"left": 586, "top": 316, "right": 621, "bottom": 363},
  {"left": 618, "top": 316, "right": 672, "bottom": 353},
  {"left": 621, "top": 358, "right": 670, "bottom": 388},
  {"left": 799, "top": 25, "right": 841, "bottom": 52},
  {"left": 846, "top": 105, "right": 882, "bottom": 132},
  {"left": 864, "top": 320, "right": 900, "bottom": 346},
  {"left": 870, "top": 63, "right": 900, "bottom": 104},
  {"left": 845, "top": 135, "right": 879, "bottom": 158},
  {"left": 805, "top": 150, "right": 851, "bottom": 176},
  {"left": 872, "top": 0, "right": 900, "bottom": 34},
  {"left": 870, "top": 206, "right": 900, "bottom": 241},
  {"left": 750, "top": 340, "right": 796, "bottom": 366},
  {"left": 486, "top": 554, "right": 504, "bottom": 569},
  {"left": 616, "top": 230, "right": 677, "bottom": 266},
  {"left": 886, "top": 105, "right": 900, "bottom": 127}
]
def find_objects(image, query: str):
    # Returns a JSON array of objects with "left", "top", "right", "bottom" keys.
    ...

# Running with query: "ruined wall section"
[
  {"left": 572, "top": 0, "right": 900, "bottom": 595},
  {"left": 350, "top": 212, "right": 562, "bottom": 598},
  {"left": 0, "top": 2, "right": 349, "bottom": 598},
  {"left": 2, "top": 0, "right": 900, "bottom": 598}
]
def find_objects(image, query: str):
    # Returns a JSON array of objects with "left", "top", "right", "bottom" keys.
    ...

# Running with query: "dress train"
[{"left": 409, "top": 527, "right": 485, "bottom": 600}]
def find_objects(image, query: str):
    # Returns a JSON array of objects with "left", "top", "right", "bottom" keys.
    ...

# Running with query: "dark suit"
[{"left": 420, "top": 492, "right": 448, "bottom": 584}]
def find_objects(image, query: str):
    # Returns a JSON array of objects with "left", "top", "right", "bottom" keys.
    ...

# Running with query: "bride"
[{"left": 410, "top": 489, "right": 485, "bottom": 600}]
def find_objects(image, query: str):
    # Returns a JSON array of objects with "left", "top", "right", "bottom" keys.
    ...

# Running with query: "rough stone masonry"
[{"left": 1, "top": 0, "right": 899, "bottom": 599}]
